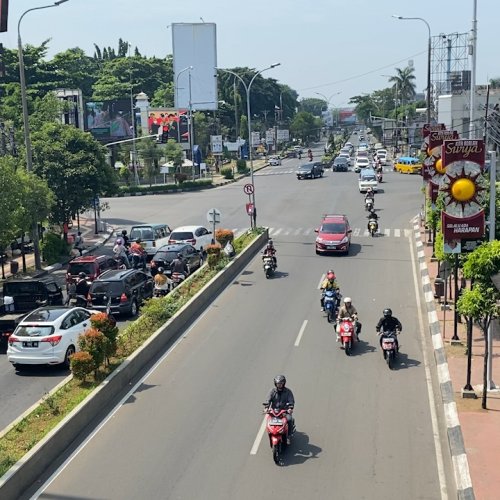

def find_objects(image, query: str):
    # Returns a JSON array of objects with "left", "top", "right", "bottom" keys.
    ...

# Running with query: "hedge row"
[{"left": 111, "top": 179, "right": 214, "bottom": 196}]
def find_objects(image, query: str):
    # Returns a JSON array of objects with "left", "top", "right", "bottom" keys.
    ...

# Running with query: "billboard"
[
  {"left": 173, "top": 23, "right": 218, "bottom": 111},
  {"left": 147, "top": 108, "right": 189, "bottom": 143},
  {"left": 86, "top": 100, "right": 133, "bottom": 141}
]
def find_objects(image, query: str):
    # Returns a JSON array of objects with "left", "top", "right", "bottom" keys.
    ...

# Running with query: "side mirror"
[
  {"left": 347, "top": 229, "right": 352, "bottom": 233},
  {"left": 314, "top": 228, "right": 319, "bottom": 233}
]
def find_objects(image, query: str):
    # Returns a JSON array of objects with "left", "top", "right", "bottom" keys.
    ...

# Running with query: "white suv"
[{"left": 168, "top": 226, "right": 214, "bottom": 254}]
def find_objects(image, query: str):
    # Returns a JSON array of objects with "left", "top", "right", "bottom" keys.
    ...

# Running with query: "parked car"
[
  {"left": 150, "top": 244, "right": 203, "bottom": 276},
  {"left": 66, "top": 255, "right": 119, "bottom": 287},
  {"left": 314, "top": 214, "right": 352, "bottom": 255},
  {"left": 129, "top": 223, "right": 172, "bottom": 259},
  {"left": 296, "top": 163, "right": 324, "bottom": 179},
  {"left": 88, "top": 269, "right": 154, "bottom": 317},
  {"left": 168, "top": 226, "right": 213, "bottom": 254},
  {"left": 332, "top": 157, "right": 349, "bottom": 172},
  {"left": 7, "top": 306, "right": 97, "bottom": 369},
  {"left": 268, "top": 156, "right": 282, "bottom": 166}
]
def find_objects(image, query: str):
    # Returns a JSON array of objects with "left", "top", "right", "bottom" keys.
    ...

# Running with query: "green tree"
[
  {"left": 0, "top": 158, "right": 23, "bottom": 253},
  {"left": 138, "top": 139, "right": 162, "bottom": 186},
  {"left": 290, "top": 111, "right": 317, "bottom": 143},
  {"left": 164, "top": 139, "right": 183, "bottom": 173},
  {"left": 31, "top": 123, "right": 117, "bottom": 225},
  {"left": 349, "top": 94, "right": 378, "bottom": 123},
  {"left": 299, "top": 98, "right": 326, "bottom": 116},
  {"left": 388, "top": 66, "right": 417, "bottom": 102},
  {"left": 151, "top": 82, "right": 175, "bottom": 107}
]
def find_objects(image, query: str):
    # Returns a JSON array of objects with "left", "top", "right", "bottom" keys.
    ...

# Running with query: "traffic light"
[{"left": 0, "top": 0, "right": 9, "bottom": 33}]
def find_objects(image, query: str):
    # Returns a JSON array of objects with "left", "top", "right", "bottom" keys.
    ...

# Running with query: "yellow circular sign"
[
  {"left": 451, "top": 178, "right": 476, "bottom": 202},
  {"left": 435, "top": 158, "right": 446, "bottom": 174}
]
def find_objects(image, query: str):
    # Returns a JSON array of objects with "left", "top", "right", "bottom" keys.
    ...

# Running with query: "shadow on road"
[
  {"left": 13, "top": 364, "right": 70, "bottom": 377},
  {"left": 124, "top": 383, "right": 158, "bottom": 405},
  {"left": 284, "top": 431, "right": 322, "bottom": 466},
  {"left": 392, "top": 351, "right": 422, "bottom": 370},
  {"left": 349, "top": 339, "right": 377, "bottom": 356}
]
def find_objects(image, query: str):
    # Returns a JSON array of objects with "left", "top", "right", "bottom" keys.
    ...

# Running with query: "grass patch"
[{"left": 0, "top": 228, "right": 265, "bottom": 479}]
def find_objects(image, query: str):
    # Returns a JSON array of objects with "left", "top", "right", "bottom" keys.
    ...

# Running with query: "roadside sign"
[
  {"left": 246, "top": 203, "right": 254, "bottom": 216},
  {"left": 243, "top": 183, "right": 254, "bottom": 195},
  {"left": 206, "top": 208, "right": 221, "bottom": 224}
]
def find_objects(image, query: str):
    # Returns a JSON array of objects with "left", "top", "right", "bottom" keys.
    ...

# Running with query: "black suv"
[
  {"left": 2, "top": 278, "right": 63, "bottom": 312},
  {"left": 150, "top": 244, "right": 203, "bottom": 276},
  {"left": 296, "top": 162, "right": 324, "bottom": 179},
  {"left": 88, "top": 269, "right": 154, "bottom": 317}
]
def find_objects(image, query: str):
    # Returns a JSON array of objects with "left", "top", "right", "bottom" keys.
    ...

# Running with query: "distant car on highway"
[
  {"left": 269, "top": 155, "right": 282, "bottom": 166},
  {"left": 296, "top": 163, "right": 324, "bottom": 179},
  {"left": 315, "top": 214, "right": 352, "bottom": 255},
  {"left": 332, "top": 157, "right": 349, "bottom": 172}
]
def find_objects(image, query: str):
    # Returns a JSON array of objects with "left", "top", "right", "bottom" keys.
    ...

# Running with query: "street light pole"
[
  {"left": 469, "top": 0, "right": 478, "bottom": 139},
  {"left": 216, "top": 64, "right": 281, "bottom": 228},
  {"left": 314, "top": 91, "right": 342, "bottom": 130},
  {"left": 175, "top": 66, "right": 194, "bottom": 145},
  {"left": 18, "top": 0, "right": 69, "bottom": 270}
]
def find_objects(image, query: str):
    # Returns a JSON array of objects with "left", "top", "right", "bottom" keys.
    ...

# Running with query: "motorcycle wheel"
[
  {"left": 344, "top": 340, "right": 351, "bottom": 356},
  {"left": 327, "top": 309, "right": 335, "bottom": 323},
  {"left": 371, "top": 228, "right": 375, "bottom": 237},
  {"left": 386, "top": 350, "right": 393, "bottom": 369},
  {"left": 272, "top": 444, "right": 280, "bottom": 465},
  {"left": 265, "top": 268, "right": 271, "bottom": 279}
]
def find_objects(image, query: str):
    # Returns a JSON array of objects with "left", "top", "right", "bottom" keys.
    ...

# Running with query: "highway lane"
[{"left": 29, "top": 146, "right": 456, "bottom": 499}]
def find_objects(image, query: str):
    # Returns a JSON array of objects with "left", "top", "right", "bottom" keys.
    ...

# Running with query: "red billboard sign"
[
  {"left": 442, "top": 139, "right": 485, "bottom": 168},
  {"left": 442, "top": 210, "right": 485, "bottom": 240}
]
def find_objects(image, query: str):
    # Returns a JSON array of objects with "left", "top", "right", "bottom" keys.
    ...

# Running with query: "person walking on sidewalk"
[{"left": 74, "top": 231, "right": 85, "bottom": 256}]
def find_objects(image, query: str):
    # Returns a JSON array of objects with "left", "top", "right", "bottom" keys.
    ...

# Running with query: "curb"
[{"left": 413, "top": 220, "right": 475, "bottom": 500}]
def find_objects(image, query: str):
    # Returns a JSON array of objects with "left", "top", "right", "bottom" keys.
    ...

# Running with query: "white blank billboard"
[{"left": 173, "top": 23, "right": 218, "bottom": 111}]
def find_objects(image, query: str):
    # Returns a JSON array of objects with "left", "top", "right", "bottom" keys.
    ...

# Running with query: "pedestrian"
[{"left": 74, "top": 231, "right": 85, "bottom": 256}]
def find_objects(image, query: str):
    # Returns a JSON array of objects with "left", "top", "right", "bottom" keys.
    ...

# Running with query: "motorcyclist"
[
  {"left": 113, "top": 239, "right": 130, "bottom": 268},
  {"left": 130, "top": 238, "right": 147, "bottom": 269},
  {"left": 365, "top": 187, "right": 375, "bottom": 200},
  {"left": 262, "top": 239, "right": 277, "bottom": 268},
  {"left": 75, "top": 272, "right": 91, "bottom": 298},
  {"left": 336, "top": 296, "right": 362, "bottom": 341},
  {"left": 376, "top": 308, "right": 402, "bottom": 352},
  {"left": 320, "top": 270, "right": 339, "bottom": 311},
  {"left": 308, "top": 148, "right": 313, "bottom": 161},
  {"left": 264, "top": 375, "right": 295, "bottom": 445},
  {"left": 121, "top": 229, "right": 130, "bottom": 249},
  {"left": 153, "top": 267, "right": 171, "bottom": 293},
  {"left": 170, "top": 253, "right": 189, "bottom": 280},
  {"left": 367, "top": 209, "right": 379, "bottom": 232}
]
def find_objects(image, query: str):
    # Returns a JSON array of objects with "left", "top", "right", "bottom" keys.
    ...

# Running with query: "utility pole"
[{"left": 469, "top": 0, "right": 478, "bottom": 139}]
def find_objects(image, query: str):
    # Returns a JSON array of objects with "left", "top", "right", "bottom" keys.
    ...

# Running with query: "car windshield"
[
  {"left": 334, "top": 158, "right": 347, "bottom": 164},
  {"left": 154, "top": 250, "right": 178, "bottom": 262},
  {"left": 90, "top": 281, "right": 124, "bottom": 294},
  {"left": 298, "top": 165, "right": 311, "bottom": 170},
  {"left": 14, "top": 325, "right": 54, "bottom": 338},
  {"left": 68, "top": 262, "right": 94, "bottom": 276},
  {"left": 361, "top": 176, "right": 376, "bottom": 181},
  {"left": 321, "top": 223, "right": 346, "bottom": 234},
  {"left": 170, "top": 232, "right": 194, "bottom": 240},
  {"left": 130, "top": 227, "right": 154, "bottom": 240}
]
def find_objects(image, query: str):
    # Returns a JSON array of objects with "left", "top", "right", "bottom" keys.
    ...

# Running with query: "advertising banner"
[
  {"left": 210, "top": 135, "right": 223, "bottom": 153},
  {"left": 422, "top": 129, "right": 459, "bottom": 181},
  {"left": 442, "top": 139, "right": 485, "bottom": 169},
  {"left": 276, "top": 129, "right": 289, "bottom": 142},
  {"left": 251, "top": 131, "right": 260, "bottom": 147},
  {"left": 86, "top": 99, "right": 133, "bottom": 141},
  {"left": 442, "top": 211, "right": 485, "bottom": 240},
  {"left": 265, "top": 130, "right": 274, "bottom": 145},
  {"left": 147, "top": 109, "right": 189, "bottom": 143}
]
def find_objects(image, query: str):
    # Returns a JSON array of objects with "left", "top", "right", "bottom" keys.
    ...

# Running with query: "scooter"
[
  {"left": 170, "top": 272, "right": 185, "bottom": 289},
  {"left": 263, "top": 256, "right": 275, "bottom": 279},
  {"left": 338, "top": 317, "right": 356, "bottom": 356},
  {"left": 365, "top": 197, "right": 374, "bottom": 211},
  {"left": 379, "top": 330, "right": 399, "bottom": 369},
  {"left": 377, "top": 172, "right": 383, "bottom": 183},
  {"left": 263, "top": 404, "right": 293, "bottom": 465},
  {"left": 323, "top": 289, "right": 338, "bottom": 323},
  {"left": 68, "top": 294, "right": 88, "bottom": 308},
  {"left": 368, "top": 218, "right": 378, "bottom": 237},
  {"left": 153, "top": 280, "right": 172, "bottom": 297}
]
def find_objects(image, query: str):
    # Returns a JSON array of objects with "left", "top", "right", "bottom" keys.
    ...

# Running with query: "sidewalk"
[
  {"left": 0, "top": 217, "right": 114, "bottom": 283},
  {"left": 210, "top": 159, "right": 268, "bottom": 186},
  {"left": 417, "top": 222, "right": 500, "bottom": 500}
]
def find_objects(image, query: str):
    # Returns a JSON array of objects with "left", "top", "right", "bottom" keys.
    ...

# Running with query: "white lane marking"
[
  {"left": 283, "top": 228, "right": 291, "bottom": 236},
  {"left": 272, "top": 228, "right": 282, "bottom": 236},
  {"left": 394, "top": 229, "right": 401, "bottom": 238},
  {"left": 384, "top": 228, "right": 390, "bottom": 237},
  {"left": 30, "top": 299, "right": 221, "bottom": 497},
  {"left": 304, "top": 228, "right": 312, "bottom": 235},
  {"left": 353, "top": 228, "right": 361, "bottom": 236},
  {"left": 294, "top": 228, "right": 302, "bottom": 236},
  {"left": 317, "top": 274, "right": 325, "bottom": 290},
  {"left": 294, "top": 320, "right": 308, "bottom": 347},
  {"left": 268, "top": 228, "right": 275, "bottom": 236},
  {"left": 409, "top": 234, "right": 448, "bottom": 499},
  {"left": 405, "top": 229, "right": 412, "bottom": 238},
  {"left": 363, "top": 229, "right": 370, "bottom": 237},
  {"left": 250, "top": 417, "right": 268, "bottom": 455}
]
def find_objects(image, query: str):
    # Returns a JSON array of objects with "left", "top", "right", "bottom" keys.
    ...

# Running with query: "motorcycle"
[
  {"left": 263, "top": 405, "right": 293, "bottom": 465},
  {"left": 368, "top": 217, "right": 378, "bottom": 237},
  {"left": 365, "top": 197, "right": 374, "bottom": 211},
  {"left": 170, "top": 272, "right": 185, "bottom": 289},
  {"left": 153, "top": 280, "right": 172, "bottom": 297},
  {"left": 376, "top": 172, "right": 383, "bottom": 183},
  {"left": 338, "top": 317, "right": 356, "bottom": 356},
  {"left": 379, "top": 330, "right": 399, "bottom": 369},
  {"left": 68, "top": 294, "right": 88, "bottom": 308},
  {"left": 131, "top": 253, "right": 147, "bottom": 270},
  {"left": 323, "top": 289, "right": 338, "bottom": 323},
  {"left": 262, "top": 255, "right": 275, "bottom": 279}
]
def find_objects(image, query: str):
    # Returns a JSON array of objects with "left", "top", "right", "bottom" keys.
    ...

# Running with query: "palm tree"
[{"left": 388, "top": 67, "right": 417, "bottom": 102}]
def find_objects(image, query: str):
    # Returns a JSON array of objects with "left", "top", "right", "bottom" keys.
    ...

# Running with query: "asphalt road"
[{"left": 25, "top": 137, "right": 457, "bottom": 499}]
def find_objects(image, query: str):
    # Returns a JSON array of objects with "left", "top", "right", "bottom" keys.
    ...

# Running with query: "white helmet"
[{"left": 344, "top": 297, "right": 352, "bottom": 303}]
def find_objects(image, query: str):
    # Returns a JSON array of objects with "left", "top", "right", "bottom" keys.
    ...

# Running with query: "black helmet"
[
  {"left": 177, "top": 253, "right": 182, "bottom": 259},
  {"left": 274, "top": 375, "right": 286, "bottom": 390},
  {"left": 135, "top": 238, "right": 142, "bottom": 244},
  {"left": 78, "top": 272, "right": 86, "bottom": 279},
  {"left": 383, "top": 308, "right": 392, "bottom": 317},
  {"left": 157, "top": 267, "right": 164, "bottom": 274},
  {"left": 121, "top": 229, "right": 127, "bottom": 235}
]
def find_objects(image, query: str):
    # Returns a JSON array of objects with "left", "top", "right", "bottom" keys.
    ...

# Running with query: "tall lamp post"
[
  {"left": 18, "top": 0, "right": 69, "bottom": 270},
  {"left": 175, "top": 65, "right": 194, "bottom": 149},
  {"left": 216, "top": 64, "right": 281, "bottom": 228},
  {"left": 314, "top": 91, "right": 342, "bottom": 130},
  {"left": 381, "top": 74, "right": 400, "bottom": 151},
  {"left": 392, "top": 15, "right": 432, "bottom": 126}
]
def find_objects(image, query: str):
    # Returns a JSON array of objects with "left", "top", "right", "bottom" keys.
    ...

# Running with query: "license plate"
[
  {"left": 342, "top": 331, "right": 352, "bottom": 337},
  {"left": 23, "top": 341, "right": 39, "bottom": 348},
  {"left": 327, "top": 245, "right": 336, "bottom": 249},
  {"left": 270, "top": 418, "right": 283, "bottom": 425},
  {"left": 383, "top": 338, "right": 395, "bottom": 343}
]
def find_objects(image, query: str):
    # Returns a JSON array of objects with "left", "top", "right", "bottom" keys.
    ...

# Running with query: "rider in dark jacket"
[
  {"left": 264, "top": 375, "right": 295, "bottom": 443},
  {"left": 376, "top": 308, "right": 402, "bottom": 350},
  {"left": 170, "top": 253, "right": 189, "bottom": 276}
]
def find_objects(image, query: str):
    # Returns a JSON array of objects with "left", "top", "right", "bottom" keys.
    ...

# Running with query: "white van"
[
  {"left": 358, "top": 168, "right": 378, "bottom": 193},
  {"left": 129, "top": 223, "right": 172, "bottom": 258}
]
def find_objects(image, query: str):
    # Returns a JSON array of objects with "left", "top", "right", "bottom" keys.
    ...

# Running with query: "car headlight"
[{"left": 340, "top": 236, "right": 349, "bottom": 244}]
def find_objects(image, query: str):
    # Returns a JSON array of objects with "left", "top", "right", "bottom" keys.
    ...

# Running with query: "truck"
[{"left": 0, "top": 278, "right": 64, "bottom": 348}]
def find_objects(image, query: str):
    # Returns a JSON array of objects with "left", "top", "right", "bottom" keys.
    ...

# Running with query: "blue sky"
[{"left": 2, "top": 0, "right": 498, "bottom": 107}]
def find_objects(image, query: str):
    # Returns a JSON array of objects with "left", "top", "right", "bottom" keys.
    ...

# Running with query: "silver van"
[{"left": 129, "top": 223, "right": 172, "bottom": 258}]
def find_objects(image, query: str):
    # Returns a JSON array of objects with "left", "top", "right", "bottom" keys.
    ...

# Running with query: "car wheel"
[
  {"left": 63, "top": 345, "right": 76, "bottom": 369},
  {"left": 198, "top": 256, "right": 204, "bottom": 269},
  {"left": 129, "top": 299, "right": 138, "bottom": 317}
]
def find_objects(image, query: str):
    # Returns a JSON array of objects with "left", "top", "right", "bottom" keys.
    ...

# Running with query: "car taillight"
[
  {"left": 168, "top": 239, "right": 174, "bottom": 245},
  {"left": 152, "top": 241, "right": 156, "bottom": 247},
  {"left": 8, "top": 335, "right": 18, "bottom": 344},
  {"left": 187, "top": 239, "right": 196, "bottom": 245},
  {"left": 41, "top": 335, "right": 62, "bottom": 347},
  {"left": 120, "top": 293, "right": 128, "bottom": 302}
]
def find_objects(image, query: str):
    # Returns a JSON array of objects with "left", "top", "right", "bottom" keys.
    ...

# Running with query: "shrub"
[
  {"left": 236, "top": 159, "right": 247, "bottom": 173},
  {"left": 78, "top": 328, "right": 106, "bottom": 377},
  {"left": 70, "top": 351, "right": 94, "bottom": 382},
  {"left": 220, "top": 167, "right": 234, "bottom": 179},
  {"left": 205, "top": 243, "right": 222, "bottom": 268},
  {"left": 175, "top": 173, "right": 188, "bottom": 184},
  {"left": 40, "top": 232, "right": 70, "bottom": 264},
  {"left": 90, "top": 313, "right": 119, "bottom": 365},
  {"left": 215, "top": 228, "right": 234, "bottom": 247}
]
